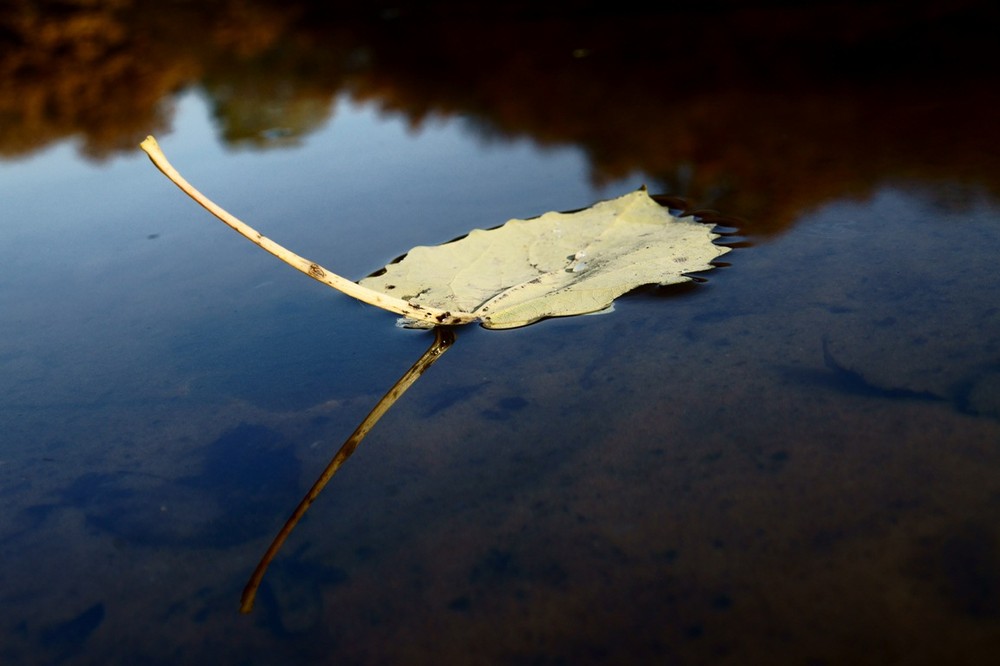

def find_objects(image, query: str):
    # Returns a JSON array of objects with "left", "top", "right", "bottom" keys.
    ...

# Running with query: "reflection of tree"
[
  {"left": 1, "top": 1, "right": 997, "bottom": 231},
  {"left": 0, "top": 0, "right": 185, "bottom": 158}
]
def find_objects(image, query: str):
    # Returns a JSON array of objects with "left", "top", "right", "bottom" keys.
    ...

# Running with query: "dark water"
[{"left": 2, "top": 3, "right": 1000, "bottom": 664}]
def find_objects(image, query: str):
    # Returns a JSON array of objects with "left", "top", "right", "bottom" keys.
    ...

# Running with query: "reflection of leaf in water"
[{"left": 240, "top": 328, "right": 456, "bottom": 612}]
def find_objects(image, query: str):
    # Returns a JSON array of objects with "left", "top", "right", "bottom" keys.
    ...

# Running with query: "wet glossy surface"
[{"left": 1, "top": 3, "right": 999, "bottom": 664}]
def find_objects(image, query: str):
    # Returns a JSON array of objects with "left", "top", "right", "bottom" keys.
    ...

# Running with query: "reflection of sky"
[
  {"left": 3, "top": 84, "right": 1000, "bottom": 664},
  {"left": 169, "top": 92, "right": 643, "bottom": 270},
  {"left": 0, "top": 91, "right": 643, "bottom": 445}
]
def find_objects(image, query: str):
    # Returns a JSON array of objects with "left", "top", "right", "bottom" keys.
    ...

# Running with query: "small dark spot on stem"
[{"left": 308, "top": 263, "right": 326, "bottom": 279}]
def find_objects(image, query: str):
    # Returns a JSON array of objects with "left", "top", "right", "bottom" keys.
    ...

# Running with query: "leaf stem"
[
  {"left": 239, "top": 326, "right": 457, "bottom": 613},
  {"left": 139, "top": 136, "right": 476, "bottom": 327}
]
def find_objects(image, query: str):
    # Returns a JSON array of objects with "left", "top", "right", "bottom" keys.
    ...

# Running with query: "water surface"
[{"left": 1, "top": 3, "right": 999, "bottom": 664}]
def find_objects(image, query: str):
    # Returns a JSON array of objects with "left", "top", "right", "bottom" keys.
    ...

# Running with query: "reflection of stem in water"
[{"left": 240, "top": 326, "right": 457, "bottom": 613}]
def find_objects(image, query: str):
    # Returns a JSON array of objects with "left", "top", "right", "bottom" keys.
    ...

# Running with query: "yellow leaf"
[{"left": 360, "top": 189, "right": 730, "bottom": 329}]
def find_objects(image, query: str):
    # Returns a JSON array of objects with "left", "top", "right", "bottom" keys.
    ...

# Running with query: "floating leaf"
[
  {"left": 361, "top": 189, "right": 730, "bottom": 329},
  {"left": 140, "top": 136, "right": 729, "bottom": 330}
]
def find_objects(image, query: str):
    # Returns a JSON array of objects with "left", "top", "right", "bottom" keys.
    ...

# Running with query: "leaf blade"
[{"left": 360, "top": 189, "right": 730, "bottom": 329}]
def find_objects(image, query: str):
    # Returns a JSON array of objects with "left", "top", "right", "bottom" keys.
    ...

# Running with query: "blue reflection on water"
[
  {"left": 2, "top": 93, "right": 1000, "bottom": 664},
  {"left": 0, "top": 92, "right": 644, "bottom": 662}
]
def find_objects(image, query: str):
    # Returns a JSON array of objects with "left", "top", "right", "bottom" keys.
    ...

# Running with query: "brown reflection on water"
[{"left": 1, "top": 1, "right": 998, "bottom": 232}]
